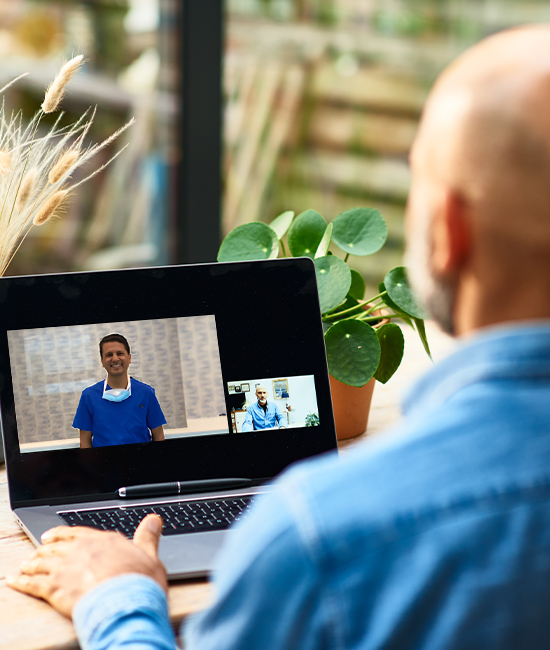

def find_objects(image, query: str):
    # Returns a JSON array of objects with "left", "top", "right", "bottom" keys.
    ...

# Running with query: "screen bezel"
[{"left": 0, "top": 259, "right": 336, "bottom": 508}]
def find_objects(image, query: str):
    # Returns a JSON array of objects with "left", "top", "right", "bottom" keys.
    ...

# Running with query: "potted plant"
[{"left": 218, "top": 207, "right": 430, "bottom": 439}]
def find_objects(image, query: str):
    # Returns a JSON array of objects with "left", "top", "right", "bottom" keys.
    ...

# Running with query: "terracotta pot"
[
  {"left": 328, "top": 304, "right": 388, "bottom": 441},
  {"left": 329, "top": 374, "right": 375, "bottom": 440}
]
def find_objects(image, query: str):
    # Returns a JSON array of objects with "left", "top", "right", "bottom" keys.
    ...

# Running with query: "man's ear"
[{"left": 431, "top": 189, "right": 471, "bottom": 275}]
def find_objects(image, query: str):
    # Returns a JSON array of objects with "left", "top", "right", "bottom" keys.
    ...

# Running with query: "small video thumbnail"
[{"left": 227, "top": 375, "right": 319, "bottom": 433}]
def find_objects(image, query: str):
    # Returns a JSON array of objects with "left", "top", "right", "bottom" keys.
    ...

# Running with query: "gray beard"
[{"left": 404, "top": 209, "right": 456, "bottom": 336}]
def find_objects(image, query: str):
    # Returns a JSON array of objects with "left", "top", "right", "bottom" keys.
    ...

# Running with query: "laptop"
[{"left": 0, "top": 259, "right": 337, "bottom": 579}]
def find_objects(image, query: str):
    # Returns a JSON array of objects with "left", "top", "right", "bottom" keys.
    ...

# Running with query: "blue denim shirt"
[
  {"left": 73, "top": 574, "right": 175, "bottom": 649},
  {"left": 74, "top": 323, "right": 550, "bottom": 649},
  {"left": 241, "top": 400, "right": 285, "bottom": 431}
]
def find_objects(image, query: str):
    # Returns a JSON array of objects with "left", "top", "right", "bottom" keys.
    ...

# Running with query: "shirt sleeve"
[
  {"left": 73, "top": 391, "right": 92, "bottom": 431},
  {"left": 183, "top": 485, "right": 330, "bottom": 650},
  {"left": 146, "top": 390, "right": 167, "bottom": 430},
  {"left": 73, "top": 574, "right": 177, "bottom": 650},
  {"left": 274, "top": 404, "right": 285, "bottom": 427},
  {"left": 241, "top": 406, "right": 254, "bottom": 432}
]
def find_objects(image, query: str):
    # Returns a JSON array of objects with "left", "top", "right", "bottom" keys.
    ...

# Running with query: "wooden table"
[{"left": 0, "top": 322, "right": 455, "bottom": 650}]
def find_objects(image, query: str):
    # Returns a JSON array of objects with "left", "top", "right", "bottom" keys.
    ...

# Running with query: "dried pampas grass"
[
  {"left": 16, "top": 169, "right": 36, "bottom": 212},
  {"left": 0, "top": 55, "right": 133, "bottom": 275},
  {"left": 49, "top": 150, "right": 79, "bottom": 184},
  {"left": 0, "top": 151, "right": 12, "bottom": 175},
  {"left": 33, "top": 189, "right": 69, "bottom": 226},
  {"left": 41, "top": 55, "right": 84, "bottom": 114}
]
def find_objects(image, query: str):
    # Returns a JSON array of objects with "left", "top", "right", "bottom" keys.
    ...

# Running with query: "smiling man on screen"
[
  {"left": 10, "top": 24, "right": 550, "bottom": 650},
  {"left": 74, "top": 333, "right": 166, "bottom": 448}
]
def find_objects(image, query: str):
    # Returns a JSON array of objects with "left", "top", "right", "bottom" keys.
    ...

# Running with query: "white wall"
[{"left": 285, "top": 375, "right": 318, "bottom": 426}]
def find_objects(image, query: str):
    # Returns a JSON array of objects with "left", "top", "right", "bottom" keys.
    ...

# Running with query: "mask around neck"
[{"left": 102, "top": 377, "right": 131, "bottom": 402}]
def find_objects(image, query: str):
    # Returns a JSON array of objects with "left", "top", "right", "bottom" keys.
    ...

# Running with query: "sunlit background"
[
  {"left": 1, "top": 0, "right": 549, "bottom": 292},
  {"left": 0, "top": 0, "right": 178, "bottom": 275}
]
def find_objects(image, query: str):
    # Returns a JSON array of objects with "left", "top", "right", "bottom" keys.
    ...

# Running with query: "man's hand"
[{"left": 6, "top": 514, "right": 167, "bottom": 618}]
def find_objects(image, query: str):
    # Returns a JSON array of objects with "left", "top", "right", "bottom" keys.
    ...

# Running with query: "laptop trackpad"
[{"left": 159, "top": 530, "right": 228, "bottom": 580}]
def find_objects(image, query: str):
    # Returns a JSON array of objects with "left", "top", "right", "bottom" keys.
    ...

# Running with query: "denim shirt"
[
  {"left": 241, "top": 400, "right": 285, "bottom": 431},
  {"left": 73, "top": 574, "right": 176, "bottom": 650},
  {"left": 74, "top": 323, "right": 550, "bottom": 650}
]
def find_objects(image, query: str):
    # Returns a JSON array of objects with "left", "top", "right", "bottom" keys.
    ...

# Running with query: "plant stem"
[
  {"left": 365, "top": 290, "right": 386, "bottom": 303},
  {"left": 3, "top": 113, "right": 43, "bottom": 228},
  {"left": 280, "top": 239, "right": 287, "bottom": 257},
  {"left": 344, "top": 253, "right": 350, "bottom": 263},
  {"left": 323, "top": 301, "right": 367, "bottom": 322},
  {"left": 1, "top": 225, "right": 33, "bottom": 275},
  {"left": 323, "top": 291, "right": 389, "bottom": 323},
  {"left": 359, "top": 301, "right": 385, "bottom": 317},
  {"left": 358, "top": 314, "right": 398, "bottom": 324}
]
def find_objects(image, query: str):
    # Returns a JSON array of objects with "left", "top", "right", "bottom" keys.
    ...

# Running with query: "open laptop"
[{"left": 0, "top": 259, "right": 337, "bottom": 579}]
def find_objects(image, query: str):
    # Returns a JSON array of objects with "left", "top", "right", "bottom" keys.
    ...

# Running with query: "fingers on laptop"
[
  {"left": 41, "top": 514, "right": 164, "bottom": 546},
  {"left": 41, "top": 525, "right": 115, "bottom": 543},
  {"left": 8, "top": 521, "right": 168, "bottom": 617},
  {"left": 133, "top": 514, "right": 163, "bottom": 557}
]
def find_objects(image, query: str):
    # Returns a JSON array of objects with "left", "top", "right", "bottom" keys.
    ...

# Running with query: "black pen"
[{"left": 117, "top": 478, "right": 252, "bottom": 499}]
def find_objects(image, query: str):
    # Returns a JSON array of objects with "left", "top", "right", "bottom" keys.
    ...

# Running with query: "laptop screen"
[
  {"left": 8, "top": 316, "right": 319, "bottom": 453},
  {"left": 0, "top": 260, "right": 335, "bottom": 507}
]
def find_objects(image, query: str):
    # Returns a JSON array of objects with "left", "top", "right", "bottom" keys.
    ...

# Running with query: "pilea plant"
[{"left": 218, "top": 208, "right": 430, "bottom": 387}]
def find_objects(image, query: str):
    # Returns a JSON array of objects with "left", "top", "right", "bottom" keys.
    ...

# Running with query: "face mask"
[{"left": 102, "top": 378, "right": 132, "bottom": 402}]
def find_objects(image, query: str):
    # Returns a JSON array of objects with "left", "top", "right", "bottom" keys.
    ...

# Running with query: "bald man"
[
  {"left": 9, "top": 25, "right": 550, "bottom": 649},
  {"left": 241, "top": 385, "right": 286, "bottom": 432}
]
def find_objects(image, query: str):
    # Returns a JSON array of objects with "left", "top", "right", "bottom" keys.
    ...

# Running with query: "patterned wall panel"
[{"left": 177, "top": 316, "right": 226, "bottom": 419}]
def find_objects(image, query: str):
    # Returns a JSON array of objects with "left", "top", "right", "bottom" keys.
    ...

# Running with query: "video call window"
[
  {"left": 227, "top": 375, "right": 319, "bottom": 433},
  {"left": 9, "top": 315, "right": 229, "bottom": 453}
]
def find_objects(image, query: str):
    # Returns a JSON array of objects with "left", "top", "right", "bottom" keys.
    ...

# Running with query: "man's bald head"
[
  {"left": 255, "top": 386, "right": 268, "bottom": 405},
  {"left": 416, "top": 26, "right": 550, "bottom": 209},
  {"left": 406, "top": 25, "right": 550, "bottom": 336}
]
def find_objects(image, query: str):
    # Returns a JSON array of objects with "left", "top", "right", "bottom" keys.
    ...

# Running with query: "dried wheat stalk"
[
  {"left": 41, "top": 55, "right": 84, "bottom": 114},
  {"left": 0, "top": 55, "right": 133, "bottom": 275},
  {"left": 33, "top": 189, "right": 69, "bottom": 226}
]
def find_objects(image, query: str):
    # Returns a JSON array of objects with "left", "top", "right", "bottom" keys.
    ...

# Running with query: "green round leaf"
[
  {"left": 218, "top": 223, "right": 279, "bottom": 262},
  {"left": 378, "top": 281, "right": 401, "bottom": 313},
  {"left": 269, "top": 210, "right": 294, "bottom": 239},
  {"left": 287, "top": 209, "right": 327, "bottom": 258},
  {"left": 384, "top": 267, "right": 427, "bottom": 319},
  {"left": 374, "top": 323, "right": 404, "bottom": 384},
  {"left": 314, "top": 256, "right": 351, "bottom": 314},
  {"left": 378, "top": 281, "right": 414, "bottom": 330},
  {"left": 331, "top": 207, "right": 388, "bottom": 257},
  {"left": 325, "top": 319, "right": 380, "bottom": 387},
  {"left": 349, "top": 270, "right": 366, "bottom": 300}
]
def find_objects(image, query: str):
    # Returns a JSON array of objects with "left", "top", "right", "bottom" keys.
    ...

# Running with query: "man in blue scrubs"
[
  {"left": 241, "top": 385, "right": 286, "bottom": 432},
  {"left": 74, "top": 333, "right": 166, "bottom": 448}
]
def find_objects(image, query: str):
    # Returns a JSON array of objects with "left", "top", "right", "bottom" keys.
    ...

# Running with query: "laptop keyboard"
[{"left": 59, "top": 495, "right": 255, "bottom": 538}]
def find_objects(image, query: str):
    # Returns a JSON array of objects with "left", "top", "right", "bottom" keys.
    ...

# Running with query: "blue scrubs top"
[{"left": 73, "top": 378, "right": 167, "bottom": 447}]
